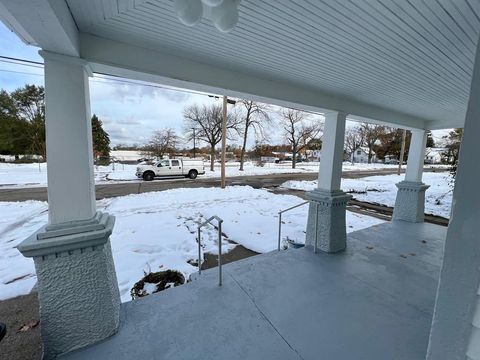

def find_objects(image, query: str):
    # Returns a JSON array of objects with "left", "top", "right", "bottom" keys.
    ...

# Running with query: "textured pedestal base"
[
  {"left": 18, "top": 212, "right": 120, "bottom": 359},
  {"left": 305, "top": 189, "right": 352, "bottom": 253},
  {"left": 393, "top": 181, "right": 430, "bottom": 223}
]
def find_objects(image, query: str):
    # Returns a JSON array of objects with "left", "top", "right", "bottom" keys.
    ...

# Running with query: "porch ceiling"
[{"left": 1, "top": 0, "right": 480, "bottom": 129}]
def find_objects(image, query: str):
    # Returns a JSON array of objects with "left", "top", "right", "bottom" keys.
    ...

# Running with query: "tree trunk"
[
  {"left": 292, "top": 146, "right": 297, "bottom": 169},
  {"left": 239, "top": 127, "right": 248, "bottom": 171},
  {"left": 210, "top": 146, "right": 215, "bottom": 172}
]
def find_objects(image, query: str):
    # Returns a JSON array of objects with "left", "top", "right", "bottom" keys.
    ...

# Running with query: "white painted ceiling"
[{"left": 65, "top": 0, "right": 480, "bottom": 126}]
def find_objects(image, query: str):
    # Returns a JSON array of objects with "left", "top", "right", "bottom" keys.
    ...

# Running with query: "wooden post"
[{"left": 221, "top": 95, "right": 227, "bottom": 189}]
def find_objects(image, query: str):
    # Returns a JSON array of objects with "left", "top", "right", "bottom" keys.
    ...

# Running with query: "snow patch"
[
  {"left": 0, "top": 186, "right": 384, "bottom": 302},
  {"left": 282, "top": 172, "right": 453, "bottom": 218}
]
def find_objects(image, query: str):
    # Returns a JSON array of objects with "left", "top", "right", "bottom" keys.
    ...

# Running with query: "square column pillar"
[
  {"left": 17, "top": 51, "right": 120, "bottom": 359},
  {"left": 426, "top": 33, "right": 480, "bottom": 360},
  {"left": 392, "top": 129, "right": 429, "bottom": 222},
  {"left": 305, "top": 111, "right": 352, "bottom": 253}
]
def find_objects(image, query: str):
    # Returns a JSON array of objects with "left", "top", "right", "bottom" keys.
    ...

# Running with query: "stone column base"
[
  {"left": 305, "top": 189, "right": 352, "bottom": 253},
  {"left": 392, "top": 181, "right": 430, "bottom": 222},
  {"left": 17, "top": 212, "right": 120, "bottom": 359}
]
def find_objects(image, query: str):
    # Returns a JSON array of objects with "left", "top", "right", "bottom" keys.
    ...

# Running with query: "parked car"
[{"left": 136, "top": 158, "right": 205, "bottom": 181}]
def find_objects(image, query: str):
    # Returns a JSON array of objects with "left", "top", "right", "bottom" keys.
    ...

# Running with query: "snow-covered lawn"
[
  {"left": 282, "top": 172, "right": 453, "bottom": 218},
  {"left": 0, "top": 161, "right": 448, "bottom": 188},
  {"left": 0, "top": 186, "right": 384, "bottom": 302}
]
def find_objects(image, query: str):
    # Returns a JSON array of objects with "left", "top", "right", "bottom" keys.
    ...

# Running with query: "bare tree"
[
  {"left": 183, "top": 104, "right": 238, "bottom": 171},
  {"left": 143, "top": 128, "right": 180, "bottom": 159},
  {"left": 358, "top": 123, "right": 385, "bottom": 163},
  {"left": 344, "top": 125, "right": 364, "bottom": 164},
  {"left": 280, "top": 108, "right": 322, "bottom": 169},
  {"left": 237, "top": 100, "right": 271, "bottom": 171}
]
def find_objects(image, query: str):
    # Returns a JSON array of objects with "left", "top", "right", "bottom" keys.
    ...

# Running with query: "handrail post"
[
  {"left": 197, "top": 215, "right": 223, "bottom": 286},
  {"left": 277, "top": 200, "right": 310, "bottom": 251},
  {"left": 277, "top": 212, "right": 282, "bottom": 251},
  {"left": 198, "top": 227, "right": 202, "bottom": 274},
  {"left": 218, "top": 221, "right": 222, "bottom": 286}
]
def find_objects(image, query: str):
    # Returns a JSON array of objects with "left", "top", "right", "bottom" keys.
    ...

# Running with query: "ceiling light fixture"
[{"left": 174, "top": 0, "right": 241, "bottom": 33}]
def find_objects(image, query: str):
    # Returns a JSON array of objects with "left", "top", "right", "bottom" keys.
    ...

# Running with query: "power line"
[
  {"left": 0, "top": 55, "right": 43, "bottom": 66},
  {"left": 0, "top": 69, "right": 42, "bottom": 76},
  {"left": 0, "top": 54, "right": 326, "bottom": 116},
  {"left": 0, "top": 59, "right": 43, "bottom": 68},
  {"left": 0, "top": 54, "right": 218, "bottom": 98}
]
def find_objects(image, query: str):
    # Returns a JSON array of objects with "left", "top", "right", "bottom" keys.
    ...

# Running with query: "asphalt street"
[
  {"left": 0, "top": 167, "right": 446, "bottom": 202},
  {"left": 0, "top": 168, "right": 445, "bottom": 201}
]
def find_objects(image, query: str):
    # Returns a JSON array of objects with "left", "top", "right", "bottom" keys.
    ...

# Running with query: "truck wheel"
[
  {"left": 143, "top": 171, "right": 154, "bottom": 181},
  {"left": 188, "top": 170, "right": 198, "bottom": 179}
]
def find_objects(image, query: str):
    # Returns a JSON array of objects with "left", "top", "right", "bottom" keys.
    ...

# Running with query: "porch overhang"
[{"left": 1, "top": 0, "right": 478, "bottom": 130}]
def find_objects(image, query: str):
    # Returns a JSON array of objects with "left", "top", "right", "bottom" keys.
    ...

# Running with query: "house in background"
[
  {"left": 425, "top": 148, "right": 447, "bottom": 164},
  {"left": 110, "top": 150, "right": 146, "bottom": 163},
  {"left": 351, "top": 147, "right": 377, "bottom": 163},
  {"left": 305, "top": 149, "right": 321, "bottom": 161}
]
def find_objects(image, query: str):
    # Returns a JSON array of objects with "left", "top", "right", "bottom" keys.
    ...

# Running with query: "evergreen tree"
[
  {"left": 91, "top": 114, "right": 111, "bottom": 158},
  {"left": 426, "top": 131, "right": 435, "bottom": 148},
  {"left": 10, "top": 85, "right": 46, "bottom": 159},
  {"left": 0, "top": 88, "right": 39, "bottom": 156}
]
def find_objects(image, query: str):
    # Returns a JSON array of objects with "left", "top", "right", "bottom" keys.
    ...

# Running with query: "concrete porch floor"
[{"left": 61, "top": 221, "right": 446, "bottom": 360}]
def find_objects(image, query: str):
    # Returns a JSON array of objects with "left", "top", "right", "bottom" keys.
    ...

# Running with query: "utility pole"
[
  {"left": 221, "top": 95, "right": 228, "bottom": 189},
  {"left": 398, "top": 129, "right": 407, "bottom": 175},
  {"left": 192, "top": 127, "right": 196, "bottom": 158}
]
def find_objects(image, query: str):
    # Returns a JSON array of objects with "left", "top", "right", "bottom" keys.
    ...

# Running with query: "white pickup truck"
[{"left": 136, "top": 158, "right": 205, "bottom": 181}]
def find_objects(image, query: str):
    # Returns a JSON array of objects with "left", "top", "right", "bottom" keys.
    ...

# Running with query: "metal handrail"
[
  {"left": 197, "top": 215, "right": 224, "bottom": 286},
  {"left": 277, "top": 200, "right": 319, "bottom": 253}
]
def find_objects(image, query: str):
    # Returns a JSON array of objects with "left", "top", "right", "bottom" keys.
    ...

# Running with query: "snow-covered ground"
[
  {"left": 0, "top": 161, "right": 448, "bottom": 188},
  {"left": 282, "top": 172, "right": 453, "bottom": 218},
  {"left": 0, "top": 186, "right": 384, "bottom": 302}
]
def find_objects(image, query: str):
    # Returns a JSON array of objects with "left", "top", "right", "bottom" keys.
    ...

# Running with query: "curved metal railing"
[
  {"left": 197, "top": 215, "right": 224, "bottom": 286},
  {"left": 278, "top": 200, "right": 319, "bottom": 253}
]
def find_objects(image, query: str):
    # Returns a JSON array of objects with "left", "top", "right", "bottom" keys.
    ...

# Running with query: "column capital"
[
  {"left": 18, "top": 212, "right": 115, "bottom": 258},
  {"left": 324, "top": 110, "right": 348, "bottom": 119},
  {"left": 39, "top": 50, "right": 93, "bottom": 76}
]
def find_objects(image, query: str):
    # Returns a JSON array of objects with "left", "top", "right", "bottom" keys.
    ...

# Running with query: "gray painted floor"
[{"left": 61, "top": 221, "right": 446, "bottom": 360}]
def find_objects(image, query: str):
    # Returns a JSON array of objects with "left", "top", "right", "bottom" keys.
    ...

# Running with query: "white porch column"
[
  {"left": 43, "top": 53, "right": 96, "bottom": 224},
  {"left": 305, "top": 111, "right": 352, "bottom": 253},
  {"left": 392, "top": 129, "right": 429, "bottom": 222},
  {"left": 426, "top": 34, "right": 480, "bottom": 360},
  {"left": 17, "top": 51, "right": 120, "bottom": 359}
]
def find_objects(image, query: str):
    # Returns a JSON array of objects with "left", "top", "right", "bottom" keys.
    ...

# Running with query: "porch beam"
[
  {"left": 0, "top": 0, "right": 79, "bottom": 56},
  {"left": 79, "top": 34, "right": 429, "bottom": 130}
]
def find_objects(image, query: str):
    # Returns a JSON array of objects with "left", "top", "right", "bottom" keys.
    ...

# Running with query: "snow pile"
[
  {"left": 282, "top": 172, "right": 453, "bottom": 218},
  {"left": 0, "top": 186, "right": 384, "bottom": 302},
  {"left": 0, "top": 201, "right": 48, "bottom": 300}
]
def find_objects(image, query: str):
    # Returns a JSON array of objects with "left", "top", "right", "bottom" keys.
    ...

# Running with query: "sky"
[
  {"left": 0, "top": 21, "right": 449, "bottom": 148},
  {"left": 0, "top": 22, "right": 226, "bottom": 148}
]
